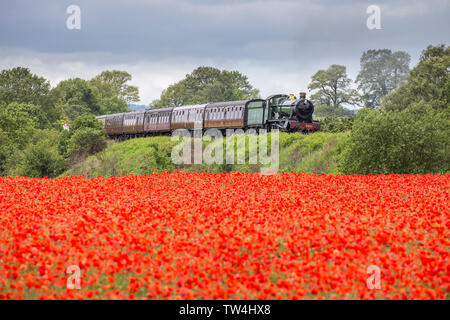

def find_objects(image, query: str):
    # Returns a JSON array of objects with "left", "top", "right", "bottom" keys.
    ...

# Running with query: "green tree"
[
  {"left": 320, "top": 116, "right": 354, "bottom": 133},
  {"left": 59, "top": 114, "right": 107, "bottom": 160},
  {"left": 308, "top": 64, "right": 360, "bottom": 110},
  {"left": 150, "top": 66, "right": 260, "bottom": 108},
  {"left": 68, "top": 128, "right": 107, "bottom": 159},
  {"left": 70, "top": 113, "right": 105, "bottom": 132},
  {"left": 0, "top": 128, "right": 14, "bottom": 176},
  {"left": 382, "top": 44, "right": 450, "bottom": 112},
  {"left": 340, "top": 105, "right": 449, "bottom": 174},
  {"left": 51, "top": 78, "right": 102, "bottom": 121},
  {"left": 91, "top": 70, "right": 140, "bottom": 103},
  {"left": 151, "top": 81, "right": 190, "bottom": 109},
  {"left": 314, "top": 104, "right": 355, "bottom": 117},
  {"left": 0, "top": 103, "right": 39, "bottom": 149},
  {"left": 0, "top": 67, "right": 59, "bottom": 122},
  {"left": 356, "top": 49, "right": 410, "bottom": 108},
  {"left": 11, "top": 129, "right": 67, "bottom": 178}
]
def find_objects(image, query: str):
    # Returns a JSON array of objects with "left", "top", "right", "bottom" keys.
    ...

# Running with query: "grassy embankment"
[{"left": 64, "top": 131, "right": 349, "bottom": 177}]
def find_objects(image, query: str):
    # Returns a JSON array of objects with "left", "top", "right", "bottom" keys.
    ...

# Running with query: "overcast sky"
[{"left": 1, "top": 0, "right": 449, "bottom": 104}]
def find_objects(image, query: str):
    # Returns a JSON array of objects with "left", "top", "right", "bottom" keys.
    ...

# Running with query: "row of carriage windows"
[
  {"left": 147, "top": 113, "right": 170, "bottom": 124},
  {"left": 173, "top": 106, "right": 244, "bottom": 122},
  {"left": 108, "top": 106, "right": 245, "bottom": 127}
]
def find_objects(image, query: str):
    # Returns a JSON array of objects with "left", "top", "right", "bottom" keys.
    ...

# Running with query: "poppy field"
[{"left": 0, "top": 172, "right": 448, "bottom": 299}]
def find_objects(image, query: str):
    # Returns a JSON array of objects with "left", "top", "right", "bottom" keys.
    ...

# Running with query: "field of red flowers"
[{"left": 0, "top": 172, "right": 448, "bottom": 299}]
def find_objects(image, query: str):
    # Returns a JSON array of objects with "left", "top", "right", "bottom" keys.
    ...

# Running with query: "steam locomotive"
[{"left": 96, "top": 93, "right": 320, "bottom": 139}]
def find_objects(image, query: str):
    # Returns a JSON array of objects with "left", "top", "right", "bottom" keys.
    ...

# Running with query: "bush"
[
  {"left": 320, "top": 116, "right": 354, "bottom": 133},
  {"left": 340, "top": 104, "right": 449, "bottom": 174},
  {"left": 0, "top": 103, "right": 38, "bottom": 149},
  {"left": 57, "top": 114, "right": 107, "bottom": 161},
  {"left": 12, "top": 130, "right": 67, "bottom": 178},
  {"left": 71, "top": 114, "right": 105, "bottom": 132},
  {"left": 68, "top": 127, "right": 107, "bottom": 159},
  {"left": 314, "top": 104, "right": 355, "bottom": 117}
]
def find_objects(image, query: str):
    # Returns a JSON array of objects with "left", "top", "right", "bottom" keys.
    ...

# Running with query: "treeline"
[{"left": 0, "top": 69, "right": 139, "bottom": 177}]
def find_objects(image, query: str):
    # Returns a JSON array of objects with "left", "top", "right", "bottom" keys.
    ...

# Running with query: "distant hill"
[{"left": 128, "top": 104, "right": 149, "bottom": 111}]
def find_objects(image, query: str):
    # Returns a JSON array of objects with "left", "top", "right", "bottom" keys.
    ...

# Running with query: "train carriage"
[
  {"left": 105, "top": 113, "right": 124, "bottom": 136},
  {"left": 171, "top": 104, "right": 207, "bottom": 130},
  {"left": 144, "top": 108, "right": 172, "bottom": 133},
  {"left": 122, "top": 111, "right": 145, "bottom": 135},
  {"left": 204, "top": 100, "right": 246, "bottom": 129}
]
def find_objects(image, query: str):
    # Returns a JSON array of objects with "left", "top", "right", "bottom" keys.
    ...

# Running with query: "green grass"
[{"left": 63, "top": 131, "right": 349, "bottom": 177}]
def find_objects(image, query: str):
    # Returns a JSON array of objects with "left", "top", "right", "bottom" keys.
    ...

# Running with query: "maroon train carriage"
[
  {"left": 171, "top": 104, "right": 207, "bottom": 130},
  {"left": 122, "top": 111, "right": 145, "bottom": 136},
  {"left": 144, "top": 107, "right": 172, "bottom": 133}
]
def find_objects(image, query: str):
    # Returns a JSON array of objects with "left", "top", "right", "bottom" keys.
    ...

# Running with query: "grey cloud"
[
  {"left": 0, "top": 0, "right": 448, "bottom": 103},
  {"left": 1, "top": 0, "right": 448, "bottom": 60}
]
